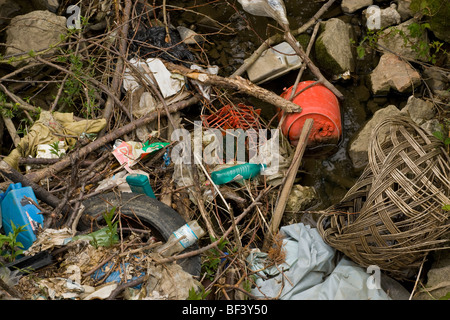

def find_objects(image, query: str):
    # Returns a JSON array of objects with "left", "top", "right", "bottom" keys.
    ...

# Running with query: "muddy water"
[{"left": 172, "top": 0, "right": 401, "bottom": 209}]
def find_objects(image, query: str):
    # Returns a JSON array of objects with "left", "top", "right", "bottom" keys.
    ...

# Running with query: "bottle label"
[{"left": 173, "top": 223, "right": 198, "bottom": 248}]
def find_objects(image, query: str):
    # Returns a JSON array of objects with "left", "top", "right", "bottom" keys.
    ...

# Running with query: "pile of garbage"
[{"left": 0, "top": 0, "right": 449, "bottom": 301}]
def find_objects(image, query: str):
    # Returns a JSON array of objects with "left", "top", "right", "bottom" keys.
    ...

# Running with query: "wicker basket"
[{"left": 318, "top": 117, "right": 450, "bottom": 277}]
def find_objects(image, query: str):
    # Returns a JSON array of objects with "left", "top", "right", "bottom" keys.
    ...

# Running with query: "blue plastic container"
[
  {"left": 126, "top": 174, "right": 156, "bottom": 198},
  {"left": 0, "top": 183, "right": 44, "bottom": 250}
]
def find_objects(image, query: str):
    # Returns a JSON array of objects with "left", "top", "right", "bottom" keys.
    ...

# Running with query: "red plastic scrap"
[{"left": 202, "top": 103, "right": 262, "bottom": 131}]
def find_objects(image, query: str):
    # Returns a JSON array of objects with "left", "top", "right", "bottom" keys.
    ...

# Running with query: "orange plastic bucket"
[{"left": 279, "top": 81, "right": 342, "bottom": 148}]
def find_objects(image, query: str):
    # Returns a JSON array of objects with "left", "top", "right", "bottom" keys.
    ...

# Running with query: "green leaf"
[
  {"left": 442, "top": 204, "right": 450, "bottom": 211},
  {"left": 444, "top": 137, "right": 450, "bottom": 146},
  {"left": 357, "top": 46, "right": 366, "bottom": 59},
  {"left": 439, "top": 292, "right": 450, "bottom": 300},
  {"left": 433, "top": 131, "right": 444, "bottom": 141}
]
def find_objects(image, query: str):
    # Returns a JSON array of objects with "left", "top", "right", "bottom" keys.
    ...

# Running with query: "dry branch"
[
  {"left": 283, "top": 30, "right": 343, "bottom": 100},
  {"left": 164, "top": 61, "right": 301, "bottom": 113},
  {"left": 101, "top": 0, "right": 133, "bottom": 128},
  {"left": 0, "top": 160, "right": 62, "bottom": 209},
  {"left": 263, "top": 118, "right": 314, "bottom": 251},
  {"left": 22, "top": 95, "right": 201, "bottom": 184}
]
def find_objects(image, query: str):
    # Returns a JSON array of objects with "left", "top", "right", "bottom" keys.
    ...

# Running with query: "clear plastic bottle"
[
  {"left": 155, "top": 220, "right": 206, "bottom": 257},
  {"left": 210, "top": 163, "right": 265, "bottom": 185}
]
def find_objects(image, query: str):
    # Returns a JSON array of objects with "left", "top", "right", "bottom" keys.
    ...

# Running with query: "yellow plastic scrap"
[{"left": 3, "top": 111, "right": 106, "bottom": 169}]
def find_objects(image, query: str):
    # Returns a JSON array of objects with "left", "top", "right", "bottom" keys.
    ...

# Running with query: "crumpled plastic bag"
[
  {"left": 95, "top": 169, "right": 149, "bottom": 193},
  {"left": 137, "top": 254, "right": 201, "bottom": 300},
  {"left": 39, "top": 277, "right": 86, "bottom": 299},
  {"left": 3, "top": 111, "right": 106, "bottom": 169},
  {"left": 123, "top": 57, "right": 185, "bottom": 98},
  {"left": 0, "top": 267, "right": 21, "bottom": 287},
  {"left": 24, "top": 227, "right": 73, "bottom": 256},
  {"left": 247, "top": 223, "right": 391, "bottom": 300}
]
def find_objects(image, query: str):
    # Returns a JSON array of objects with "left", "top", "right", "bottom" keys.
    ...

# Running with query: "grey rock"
[
  {"left": 401, "top": 96, "right": 435, "bottom": 125},
  {"left": 364, "top": 3, "right": 401, "bottom": 29},
  {"left": 341, "top": 0, "right": 373, "bottom": 14},
  {"left": 0, "top": 0, "right": 21, "bottom": 25},
  {"left": 349, "top": 105, "right": 402, "bottom": 169},
  {"left": 396, "top": 0, "right": 413, "bottom": 21},
  {"left": 380, "top": 273, "right": 411, "bottom": 300},
  {"left": 5, "top": 10, "right": 67, "bottom": 67},
  {"left": 420, "top": 118, "right": 441, "bottom": 135},
  {"left": 377, "top": 19, "right": 429, "bottom": 61},
  {"left": 286, "top": 185, "right": 318, "bottom": 213},
  {"left": 177, "top": 26, "right": 204, "bottom": 44},
  {"left": 415, "top": 249, "right": 450, "bottom": 300},
  {"left": 31, "top": 0, "right": 59, "bottom": 12},
  {"left": 423, "top": 66, "right": 450, "bottom": 93},
  {"left": 314, "top": 18, "right": 355, "bottom": 75}
]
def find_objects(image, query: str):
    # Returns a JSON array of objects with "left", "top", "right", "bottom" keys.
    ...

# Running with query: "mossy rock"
[
  {"left": 314, "top": 18, "right": 355, "bottom": 76},
  {"left": 295, "top": 33, "right": 311, "bottom": 51},
  {"left": 410, "top": 0, "right": 450, "bottom": 43}
]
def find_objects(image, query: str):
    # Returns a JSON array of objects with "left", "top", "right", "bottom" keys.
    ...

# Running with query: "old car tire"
[{"left": 79, "top": 192, "right": 201, "bottom": 277}]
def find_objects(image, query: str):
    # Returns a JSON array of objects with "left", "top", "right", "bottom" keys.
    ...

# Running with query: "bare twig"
[
  {"left": 232, "top": 0, "right": 336, "bottom": 78},
  {"left": 283, "top": 29, "right": 343, "bottom": 100},
  {"left": 164, "top": 61, "right": 301, "bottom": 113},
  {"left": 289, "top": 22, "right": 321, "bottom": 101},
  {"left": 101, "top": 0, "right": 133, "bottom": 127},
  {"left": 19, "top": 95, "right": 200, "bottom": 185},
  {"left": 156, "top": 187, "right": 272, "bottom": 265}
]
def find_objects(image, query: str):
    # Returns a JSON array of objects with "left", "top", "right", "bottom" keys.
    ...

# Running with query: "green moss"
[
  {"left": 314, "top": 35, "right": 345, "bottom": 75},
  {"left": 410, "top": 0, "right": 450, "bottom": 42},
  {"left": 295, "top": 33, "right": 311, "bottom": 51}
]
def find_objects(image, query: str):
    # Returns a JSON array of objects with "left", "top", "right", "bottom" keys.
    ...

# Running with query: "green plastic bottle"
[
  {"left": 126, "top": 174, "right": 156, "bottom": 198},
  {"left": 210, "top": 163, "right": 265, "bottom": 185}
]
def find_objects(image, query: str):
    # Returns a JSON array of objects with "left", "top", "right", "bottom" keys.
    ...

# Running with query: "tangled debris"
[{"left": 0, "top": 0, "right": 449, "bottom": 301}]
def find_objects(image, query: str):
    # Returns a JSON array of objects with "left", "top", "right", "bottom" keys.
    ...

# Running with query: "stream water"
[{"left": 171, "top": 0, "right": 409, "bottom": 210}]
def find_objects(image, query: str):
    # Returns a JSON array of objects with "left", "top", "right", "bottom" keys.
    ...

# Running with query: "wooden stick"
[
  {"left": 262, "top": 118, "right": 314, "bottom": 251},
  {"left": 1, "top": 115, "right": 20, "bottom": 147},
  {"left": 289, "top": 22, "right": 321, "bottom": 101},
  {"left": 0, "top": 278, "right": 21, "bottom": 299},
  {"left": 164, "top": 61, "right": 301, "bottom": 113},
  {"left": 17, "top": 95, "right": 200, "bottom": 185},
  {"left": 0, "top": 160, "right": 62, "bottom": 209},
  {"left": 101, "top": 0, "right": 133, "bottom": 127}
]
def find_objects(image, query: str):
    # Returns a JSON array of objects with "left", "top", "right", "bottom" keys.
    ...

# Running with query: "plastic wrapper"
[
  {"left": 123, "top": 57, "right": 185, "bottom": 98},
  {"left": 112, "top": 140, "right": 169, "bottom": 173}
]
